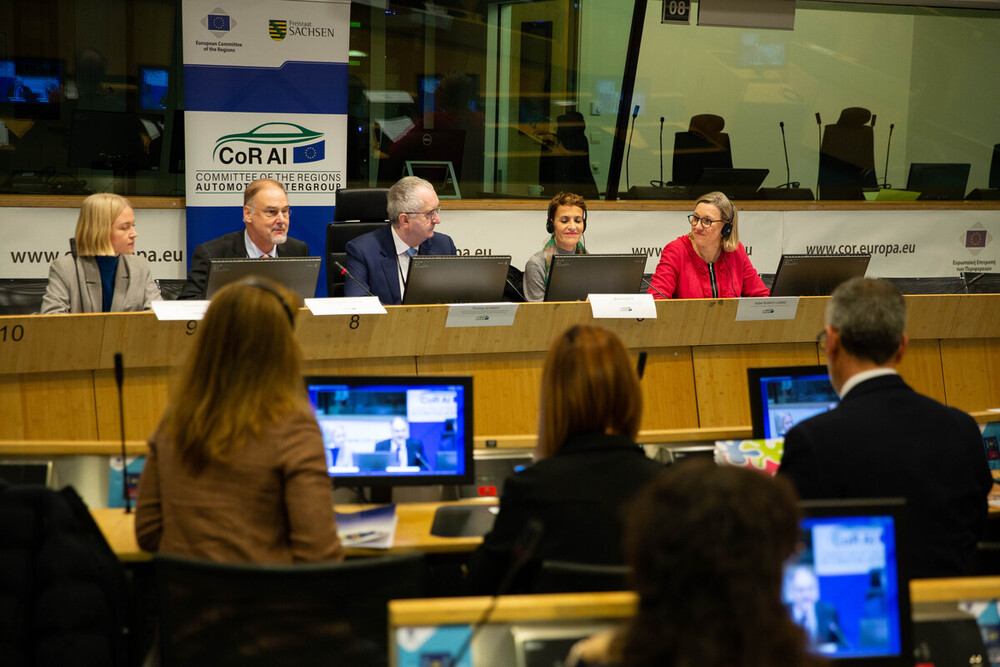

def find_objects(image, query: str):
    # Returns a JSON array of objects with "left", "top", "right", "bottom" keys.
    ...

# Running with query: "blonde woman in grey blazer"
[{"left": 41, "top": 193, "right": 160, "bottom": 314}]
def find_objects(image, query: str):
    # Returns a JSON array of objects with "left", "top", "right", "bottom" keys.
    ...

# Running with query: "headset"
[
  {"left": 546, "top": 205, "right": 588, "bottom": 235},
  {"left": 720, "top": 197, "right": 735, "bottom": 240},
  {"left": 241, "top": 278, "right": 295, "bottom": 327}
]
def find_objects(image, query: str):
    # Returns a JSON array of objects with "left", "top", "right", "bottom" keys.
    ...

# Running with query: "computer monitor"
[
  {"left": 304, "top": 375, "right": 474, "bottom": 488},
  {"left": 404, "top": 159, "right": 461, "bottom": 199},
  {"left": 770, "top": 254, "right": 870, "bottom": 297},
  {"left": 692, "top": 167, "right": 769, "bottom": 200},
  {"left": 905, "top": 163, "right": 971, "bottom": 201},
  {"left": 0, "top": 58, "right": 63, "bottom": 118},
  {"left": 204, "top": 257, "right": 321, "bottom": 299},
  {"left": 139, "top": 66, "right": 169, "bottom": 111},
  {"left": 544, "top": 254, "right": 647, "bottom": 302},
  {"left": 747, "top": 365, "right": 840, "bottom": 439},
  {"left": 401, "top": 255, "right": 510, "bottom": 305},
  {"left": 785, "top": 498, "right": 912, "bottom": 667}
]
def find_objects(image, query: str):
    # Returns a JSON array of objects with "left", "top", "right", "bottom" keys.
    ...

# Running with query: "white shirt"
[
  {"left": 391, "top": 225, "right": 417, "bottom": 299},
  {"left": 839, "top": 367, "right": 898, "bottom": 398},
  {"left": 244, "top": 230, "right": 274, "bottom": 258}
]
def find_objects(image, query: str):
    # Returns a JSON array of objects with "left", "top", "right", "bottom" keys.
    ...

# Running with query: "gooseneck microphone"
[
  {"left": 655, "top": 116, "right": 666, "bottom": 187},
  {"left": 882, "top": 123, "right": 895, "bottom": 189},
  {"left": 953, "top": 273, "right": 986, "bottom": 294},
  {"left": 637, "top": 351, "right": 648, "bottom": 380},
  {"left": 451, "top": 520, "right": 544, "bottom": 665},
  {"left": 505, "top": 275, "right": 526, "bottom": 302},
  {"left": 778, "top": 122, "right": 799, "bottom": 188},
  {"left": 641, "top": 275, "right": 667, "bottom": 300},
  {"left": 114, "top": 352, "right": 131, "bottom": 514},
  {"left": 815, "top": 112, "right": 823, "bottom": 196},
  {"left": 625, "top": 104, "right": 639, "bottom": 190},
  {"left": 333, "top": 261, "right": 376, "bottom": 299}
]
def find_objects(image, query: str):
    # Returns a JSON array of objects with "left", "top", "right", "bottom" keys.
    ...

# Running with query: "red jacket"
[{"left": 648, "top": 235, "right": 769, "bottom": 299}]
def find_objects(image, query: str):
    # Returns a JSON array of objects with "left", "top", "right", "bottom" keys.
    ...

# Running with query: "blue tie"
[{"left": 406, "top": 247, "right": 417, "bottom": 258}]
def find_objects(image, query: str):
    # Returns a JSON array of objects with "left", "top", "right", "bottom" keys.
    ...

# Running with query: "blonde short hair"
[{"left": 75, "top": 193, "right": 131, "bottom": 256}]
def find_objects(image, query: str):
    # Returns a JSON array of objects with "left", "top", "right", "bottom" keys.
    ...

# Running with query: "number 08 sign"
[{"left": 662, "top": 0, "right": 690, "bottom": 24}]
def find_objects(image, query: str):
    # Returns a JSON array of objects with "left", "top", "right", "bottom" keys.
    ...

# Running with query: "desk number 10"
[{"left": 0, "top": 324, "right": 25, "bottom": 342}]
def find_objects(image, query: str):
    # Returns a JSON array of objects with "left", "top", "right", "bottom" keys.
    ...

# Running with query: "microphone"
[
  {"left": 625, "top": 104, "right": 639, "bottom": 190},
  {"left": 333, "top": 261, "right": 376, "bottom": 299},
  {"left": 114, "top": 353, "right": 131, "bottom": 514},
  {"left": 777, "top": 122, "right": 798, "bottom": 189},
  {"left": 953, "top": 273, "right": 986, "bottom": 294},
  {"left": 815, "top": 113, "right": 823, "bottom": 196},
  {"left": 452, "top": 520, "right": 544, "bottom": 664},
  {"left": 505, "top": 275, "right": 526, "bottom": 302},
  {"left": 636, "top": 351, "right": 648, "bottom": 380},
  {"left": 413, "top": 449, "right": 431, "bottom": 471},
  {"left": 642, "top": 275, "right": 667, "bottom": 300},
  {"left": 69, "top": 237, "right": 77, "bottom": 259},
  {"left": 882, "top": 123, "right": 895, "bottom": 189},
  {"left": 828, "top": 621, "right": 849, "bottom": 648},
  {"left": 657, "top": 116, "right": 665, "bottom": 186},
  {"left": 870, "top": 113, "right": 876, "bottom": 128}
]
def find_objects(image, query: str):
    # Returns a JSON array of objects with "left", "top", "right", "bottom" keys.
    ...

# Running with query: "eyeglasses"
[
  {"left": 405, "top": 207, "right": 442, "bottom": 219},
  {"left": 251, "top": 206, "right": 291, "bottom": 220},
  {"left": 688, "top": 214, "right": 721, "bottom": 228},
  {"left": 816, "top": 330, "right": 827, "bottom": 350}
]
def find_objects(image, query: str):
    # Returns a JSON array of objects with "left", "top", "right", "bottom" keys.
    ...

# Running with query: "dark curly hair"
[{"left": 620, "top": 459, "right": 825, "bottom": 667}]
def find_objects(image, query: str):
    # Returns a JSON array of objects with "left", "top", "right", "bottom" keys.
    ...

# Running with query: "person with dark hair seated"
[
  {"left": 523, "top": 192, "right": 589, "bottom": 301},
  {"left": 567, "top": 459, "right": 824, "bottom": 667},
  {"left": 467, "top": 325, "right": 662, "bottom": 594},
  {"left": 135, "top": 278, "right": 343, "bottom": 563}
]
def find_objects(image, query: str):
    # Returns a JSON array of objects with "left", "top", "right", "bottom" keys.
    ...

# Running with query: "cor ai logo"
[
  {"left": 269, "top": 20, "right": 287, "bottom": 41},
  {"left": 213, "top": 122, "right": 326, "bottom": 165},
  {"left": 202, "top": 7, "right": 236, "bottom": 38}
]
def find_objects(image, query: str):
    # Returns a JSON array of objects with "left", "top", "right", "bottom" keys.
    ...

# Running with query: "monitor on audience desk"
[
  {"left": 748, "top": 365, "right": 840, "bottom": 439},
  {"left": 305, "top": 375, "right": 474, "bottom": 495},
  {"left": 785, "top": 498, "right": 912, "bottom": 667}
]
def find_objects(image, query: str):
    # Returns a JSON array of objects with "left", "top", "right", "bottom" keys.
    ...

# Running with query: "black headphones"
[
  {"left": 720, "top": 199, "right": 735, "bottom": 239},
  {"left": 546, "top": 208, "right": 588, "bottom": 235},
  {"left": 241, "top": 278, "right": 295, "bottom": 327}
]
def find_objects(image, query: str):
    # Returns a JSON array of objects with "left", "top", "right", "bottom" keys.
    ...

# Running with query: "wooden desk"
[
  {"left": 91, "top": 498, "right": 497, "bottom": 562},
  {"left": 4, "top": 297, "right": 999, "bottom": 443}
]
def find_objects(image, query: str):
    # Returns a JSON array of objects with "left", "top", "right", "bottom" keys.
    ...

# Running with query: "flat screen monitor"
[
  {"left": 305, "top": 375, "right": 474, "bottom": 487},
  {"left": 962, "top": 272, "right": 1000, "bottom": 294},
  {"left": 747, "top": 365, "right": 840, "bottom": 439},
  {"left": 0, "top": 58, "right": 63, "bottom": 118},
  {"left": 402, "top": 255, "right": 510, "bottom": 305},
  {"left": 139, "top": 66, "right": 169, "bottom": 111},
  {"left": 404, "top": 159, "right": 461, "bottom": 198},
  {"left": 905, "top": 163, "right": 970, "bottom": 201},
  {"left": 785, "top": 498, "right": 912, "bottom": 667},
  {"left": 770, "top": 254, "right": 870, "bottom": 297},
  {"left": 544, "top": 254, "right": 647, "bottom": 302},
  {"left": 692, "top": 167, "right": 769, "bottom": 200},
  {"left": 205, "top": 257, "right": 321, "bottom": 299}
]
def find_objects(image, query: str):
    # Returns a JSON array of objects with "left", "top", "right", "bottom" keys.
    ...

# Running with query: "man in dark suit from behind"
[
  {"left": 344, "top": 175, "right": 456, "bottom": 305},
  {"left": 778, "top": 277, "right": 992, "bottom": 578},
  {"left": 374, "top": 417, "right": 427, "bottom": 470},
  {"left": 178, "top": 178, "right": 310, "bottom": 299}
]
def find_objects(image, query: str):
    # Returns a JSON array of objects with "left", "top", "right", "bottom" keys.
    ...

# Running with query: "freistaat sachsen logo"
[{"left": 269, "top": 20, "right": 287, "bottom": 41}]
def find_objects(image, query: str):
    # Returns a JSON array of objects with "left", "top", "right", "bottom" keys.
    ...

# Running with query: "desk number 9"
[{"left": 185, "top": 321, "right": 197, "bottom": 335}]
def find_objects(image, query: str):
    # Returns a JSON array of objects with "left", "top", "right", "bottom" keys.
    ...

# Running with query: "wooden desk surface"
[{"left": 91, "top": 498, "right": 497, "bottom": 562}]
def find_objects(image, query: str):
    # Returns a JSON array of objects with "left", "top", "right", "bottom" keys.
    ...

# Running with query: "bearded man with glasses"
[{"left": 178, "top": 178, "right": 310, "bottom": 300}]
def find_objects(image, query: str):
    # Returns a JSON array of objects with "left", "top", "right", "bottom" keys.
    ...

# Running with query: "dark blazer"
[
  {"left": 374, "top": 438, "right": 427, "bottom": 470},
  {"left": 467, "top": 431, "right": 662, "bottom": 595},
  {"left": 178, "top": 229, "right": 310, "bottom": 300},
  {"left": 788, "top": 601, "right": 846, "bottom": 647},
  {"left": 344, "top": 224, "right": 457, "bottom": 305},
  {"left": 778, "top": 374, "right": 992, "bottom": 578}
]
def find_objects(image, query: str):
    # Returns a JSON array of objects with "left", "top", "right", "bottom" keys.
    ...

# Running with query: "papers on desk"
[
  {"left": 305, "top": 297, "right": 387, "bottom": 315},
  {"left": 151, "top": 300, "right": 210, "bottom": 321},
  {"left": 335, "top": 503, "right": 398, "bottom": 549}
]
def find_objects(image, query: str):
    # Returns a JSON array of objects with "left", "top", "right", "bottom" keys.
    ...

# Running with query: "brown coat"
[{"left": 135, "top": 411, "right": 343, "bottom": 563}]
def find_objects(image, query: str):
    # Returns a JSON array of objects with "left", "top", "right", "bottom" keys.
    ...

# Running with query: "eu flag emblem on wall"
[
  {"left": 293, "top": 141, "right": 325, "bottom": 163},
  {"left": 208, "top": 14, "right": 230, "bottom": 31},
  {"left": 269, "top": 20, "right": 287, "bottom": 41},
  {"left": 966, "top": 230, "right": 987, "bottom": 248}
]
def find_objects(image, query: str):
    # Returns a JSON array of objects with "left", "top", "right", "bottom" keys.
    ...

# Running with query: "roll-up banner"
[{"left": 181, "top": 0, "right": 349, "bottom": 296}]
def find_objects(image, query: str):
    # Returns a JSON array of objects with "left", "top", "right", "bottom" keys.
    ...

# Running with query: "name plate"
[
  {"left": 152, "top": 300, "right": 210, "bottom": 321},
  {"left": 445, "top": 303, "right": 518, "bottom": 328},
  {"left": 306, "top": 297, "right": 387, "bottom": 316},
  {"left": 735, "top": 297, "right": 799, "bottom": 321},
  {"left": 589, "top": 293, "right": 657, "bottom": 319}
]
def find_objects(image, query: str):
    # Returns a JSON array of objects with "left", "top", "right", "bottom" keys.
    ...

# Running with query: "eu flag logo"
[
  {"left": 293, "top": 141, "right": 325, "bottom": 163},
  {"left": 967, "top": 230, "right": 987, "bottom": 248},
  {"left": 208, "top": 14, "right": 230, "bottom": 31}
]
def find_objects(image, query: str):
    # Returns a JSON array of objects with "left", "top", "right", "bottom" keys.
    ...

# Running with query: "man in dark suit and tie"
[
  {"left": 178, "top": 178, "right": 310, "bottom": 299},
  {"left": 344, "top": 176, "right": 456, "bottom": 304},
  {"left": 374, "top": 417, "right": 428, "bottom": 470},
  {"left": 785, "top": 565, "right": 846, "bottom": 649},
  {"left": 778, "top": 277, "right": 992, "bottom": 578}
]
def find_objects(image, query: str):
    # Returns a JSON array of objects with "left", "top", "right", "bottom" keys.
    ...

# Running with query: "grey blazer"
[{"left": 40, "top": 254, "right": 161, "bottom": 314}]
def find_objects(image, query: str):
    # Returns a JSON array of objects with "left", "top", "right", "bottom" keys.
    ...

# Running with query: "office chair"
[
  {"left": 154, "top": 279, "right": 187, "bottom": 301},
  {"left": 538, "top": 111, "right": 600, "bottom": 200},
  {"left": 326, "top": 188, "right": 390, "bottom": 296},
  {"left": 531, "top": 559, "right": 629, "bottom": 594},
  {"left": 672, "top": 114, "right": 733, "bottom": 186},
  {"left": 0, "top": 278, "right": 48, "bottom": 315},
  {"left": 155, "top": 552, "right": 425, "bottom": 667},
  {"left": 818, "top": 107, "right": 877, "bottom": 200}
]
